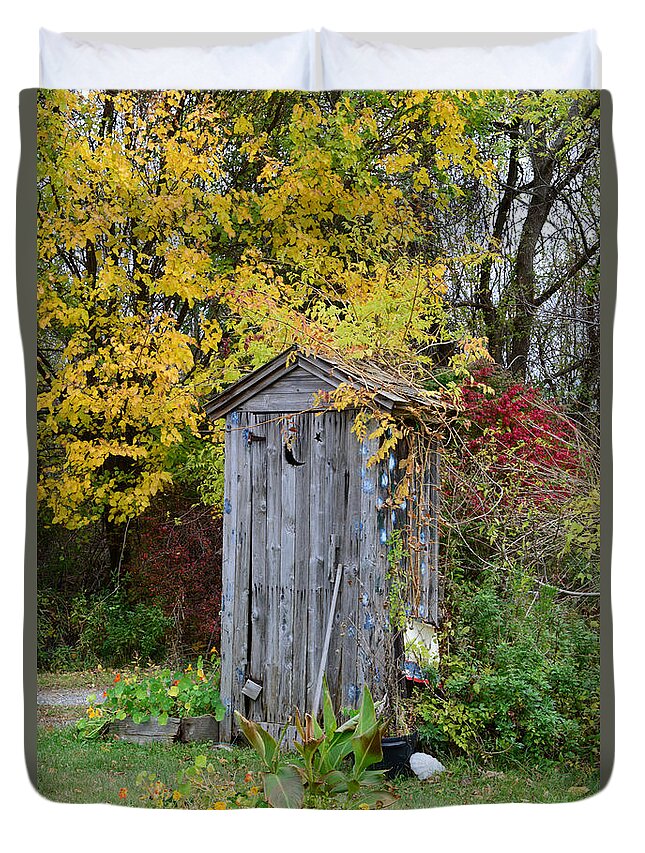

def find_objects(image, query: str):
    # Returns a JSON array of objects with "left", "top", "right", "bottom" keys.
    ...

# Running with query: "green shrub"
[
  {"left": 79, "top": 595, "right": 171, "bottom": 666},
  {"left": 38, "top": 590, "right": 90, "bottom": 670},
  {"left": 413, "top": 574, "right": 599, "bottom": 763},
  {"left": 38, "top": 589, "right": 172, "bottom": 670}
]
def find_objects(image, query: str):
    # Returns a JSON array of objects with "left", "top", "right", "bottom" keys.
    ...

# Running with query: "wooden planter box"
[
  {"left": 179, "top": 715, "right": 221, "bottom": 743},
  {"left": 109, "top": 716, "right": 181, "bottom": 745}
]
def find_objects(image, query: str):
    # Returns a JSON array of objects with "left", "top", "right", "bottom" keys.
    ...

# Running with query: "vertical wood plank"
[
  {"left": 219, "top": 411, "right": 239, "bottom": 742},
  {"left": 292, "top": 413, "right": 311, "bottom": 715},
  {"left": 413, "top": 437, "right": 427, "bottom": 625},
  {"left": 430, "top": 440, "right": 441, "bottom": 626},
  {"left": 306, "top": 411, "right": 330, "bottom": 710},
  {"left": 325, "top": 412, "right": 345, "bottom": 706},
  {"left": 264, "top": 417, "right": 283, "bottom": 722},
  {"left": 378, "top": 436, "right": 398, "bottom": 709},
  {"left": 230, "top": 412, "right": 253, "bottom": 734},
  {"left": 422, "top": 437, "right": 433, "bottom": 624},
  {"left": 357, "top": 429, "right": 384, "bottom": 699},
  {"left": 249, "top": 413, "right": 268, "bottom": 721},
  {"left": 373, "top": 442, "right": 391, "bottom": 699},
  {"left": 278, "top": 416, "right": 297, "bottom": 724},
  {"left": 338, "top": 417, "right": 362, "bottom": 710}
]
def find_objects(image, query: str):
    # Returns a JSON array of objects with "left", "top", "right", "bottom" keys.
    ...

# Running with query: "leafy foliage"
[
  {"left": 75, "top": 654, "right": 225, "bottom": 739},
  {"left": 38, "top": 590, "right": 171, "bottom": 670},
  {"left": 125, "top": 491, "right": 223, "bottom": 656},
  {"left": 37, "top": 89, "right": 493, "bottom": 530},
  {"left": 413, "top": 576, "right": 599, "bottom": 762},
  {"left": 444, "top": 364, "right": 599, "bottom": 590},
  {"left": 235, "top": 680, "right": 397, "bottom": 809},
  {"left": 459, "top": 364, "right": 584, "bottom": 504},
  {"left": 405, "top": 366, "right": 602, "bottom": 764}
]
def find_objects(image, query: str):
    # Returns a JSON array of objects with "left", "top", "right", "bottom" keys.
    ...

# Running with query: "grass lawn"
[
  {"left": 36, "top": 726, "right": 600, "bottom": 810},
  {"left": 36, "top": 726, "right": 261, "bottom": 808},
  {"left": 391, "top": 759, "right": 600, "bottom": 808}
]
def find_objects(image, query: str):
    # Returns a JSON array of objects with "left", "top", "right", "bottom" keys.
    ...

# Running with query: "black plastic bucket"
[{"left": 372, "top": 732, "right": 418, "bottom": 778}]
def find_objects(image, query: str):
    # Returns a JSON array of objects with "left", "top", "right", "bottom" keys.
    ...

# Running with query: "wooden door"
[
  {"left": 219, "top": 408, "right": 390, "bottom": 742},
  {"left": 244, "top": 411, "right": 323, "bottom": 725}
]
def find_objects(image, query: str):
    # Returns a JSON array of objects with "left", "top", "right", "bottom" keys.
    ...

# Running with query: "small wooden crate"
[
  {"left": 179, "top": 715, "right": 221, "bottom": 743},
  {"left": 109, "top": 716, "right": 180, "bottom": 745}
]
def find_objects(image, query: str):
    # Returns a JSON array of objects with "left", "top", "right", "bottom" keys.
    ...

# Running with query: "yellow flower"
[
  {"left": 358, "top": 803, "right": 370, "bottom": 810},
  {"left": 212, "top": 801, "right": 227, "bottom": 810},
  {"left": 185, "top": 664, "right": 193, "bottom": 672},
  {"left": 172, "top": 790, "right": 182, "bottom": 801},
  {"left": 249, "top": 786, "right": 260, "bottom": 796}
]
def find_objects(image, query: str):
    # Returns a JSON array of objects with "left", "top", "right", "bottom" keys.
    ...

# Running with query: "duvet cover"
[{"left": 30, "top": 86, "right": 608, "bottom": 809}]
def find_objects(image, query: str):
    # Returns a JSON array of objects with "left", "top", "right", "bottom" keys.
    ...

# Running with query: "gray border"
[
  {"left": 18, "top": 88, "right": 37, "bottom": 787},
  {"left": 20, "top": 86, "right": 614, "bottom": 792},
  {"left": 599, "top": 90, "right": 615, "bottom": 788}
]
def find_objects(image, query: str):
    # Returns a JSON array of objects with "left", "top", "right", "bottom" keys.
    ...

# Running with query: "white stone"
[{"left": 409, "top": 752, "right": 446, "bottom": 780}]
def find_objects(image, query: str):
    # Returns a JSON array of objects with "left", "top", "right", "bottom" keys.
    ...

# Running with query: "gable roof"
[{"left": 205, "top": 347, "right": 448, "bottom": 421}]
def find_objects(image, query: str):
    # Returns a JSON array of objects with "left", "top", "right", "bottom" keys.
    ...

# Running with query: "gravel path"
[
  {"left": 37, "top": 685, "right": 107, "bottom": 728},
  {"left": 37, "top": 687, "right": 106, "bottom": 707}
]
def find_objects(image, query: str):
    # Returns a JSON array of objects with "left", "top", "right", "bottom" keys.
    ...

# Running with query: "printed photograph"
[{"left": 36, "top": 89, "right": 601, "bottom": 808}]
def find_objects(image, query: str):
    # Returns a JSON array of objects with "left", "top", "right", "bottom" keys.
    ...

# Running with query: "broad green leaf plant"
[{"left": 234, "top": 679, "right": 397, "bottom": 809}]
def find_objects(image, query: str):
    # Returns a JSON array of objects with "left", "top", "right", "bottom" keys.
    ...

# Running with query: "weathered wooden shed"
[{"left": 206, "top": 348, "right": 446, "bottom": 741}]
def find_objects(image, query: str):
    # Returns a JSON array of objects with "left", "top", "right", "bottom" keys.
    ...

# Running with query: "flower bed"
[{"left": 76, "top": 653, "right": 226, "bottom": 741}]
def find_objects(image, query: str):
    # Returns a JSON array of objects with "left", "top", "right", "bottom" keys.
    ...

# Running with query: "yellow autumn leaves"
[
  {"left": 37, "top": 89, "right": 494, "bottom": 528},
  {"left": 38, "top": 308, "right": 198, "bottom": 526}
]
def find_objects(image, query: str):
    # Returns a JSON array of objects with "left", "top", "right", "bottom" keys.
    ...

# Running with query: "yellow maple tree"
[{"left": 37, "top": 89, "right": 491, "bottom": 532}]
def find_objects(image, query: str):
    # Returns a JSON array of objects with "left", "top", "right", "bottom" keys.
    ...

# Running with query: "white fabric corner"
[
  {"left": 39, "top": 29, "right": 316, "bottom": 90},
  {"left": 320, "top": 30, "right": 600, "bottom": 90}
]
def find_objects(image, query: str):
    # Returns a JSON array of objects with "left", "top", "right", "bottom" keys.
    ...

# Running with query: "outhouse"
[{"left": 206, "top": 347, "right": 447, "bottom": 741}]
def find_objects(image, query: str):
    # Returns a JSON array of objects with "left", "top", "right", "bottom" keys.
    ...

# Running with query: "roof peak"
[{"left": 205, "top": 347, "right": 446, "bottom": 420}]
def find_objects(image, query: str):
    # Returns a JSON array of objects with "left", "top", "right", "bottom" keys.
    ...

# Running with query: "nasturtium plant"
[{"left": 75, "top": 654, "right": 226, "bottom": 739}]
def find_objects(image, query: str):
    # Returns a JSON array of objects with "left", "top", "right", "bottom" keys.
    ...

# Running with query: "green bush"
[
  {"left": 413, "top": 574, "right": 599, "bottom": 763},
  {"left": 38, "top": 589, "right": 172, "bottom": 670},
  {"left": 80, "top": 595, "right": 172, "bottom": 666}
]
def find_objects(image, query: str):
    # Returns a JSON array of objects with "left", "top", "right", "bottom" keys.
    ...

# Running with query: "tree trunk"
[
  {"left": 104, "top": 513, "right": 129, "bottom": 580},
  {"left": 477, "top": 122, "right": 521, "bottom": 365},
  {"left": 507, "top": 152, "right": 555, "bottom": 378}
]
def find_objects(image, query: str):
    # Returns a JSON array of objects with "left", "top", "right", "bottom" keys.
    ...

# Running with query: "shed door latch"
[{"left": 243, "top": 428, "right": 266, "bottom": 446}]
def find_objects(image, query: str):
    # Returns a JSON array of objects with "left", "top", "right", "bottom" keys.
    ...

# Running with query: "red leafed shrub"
[
  {"left": 455, "top": 365, "right": 585, "bottom": 514},
  {"left": 126, "top": 492, "right": 223, "bottom": 657}
]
